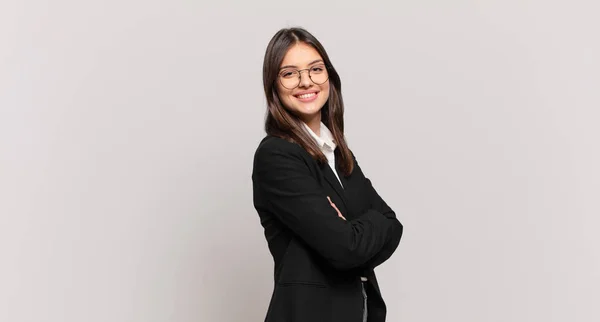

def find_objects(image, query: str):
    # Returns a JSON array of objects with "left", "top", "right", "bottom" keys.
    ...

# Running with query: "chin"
[{"left": 297, "top": 105, "right": 323, "bottom": 117}]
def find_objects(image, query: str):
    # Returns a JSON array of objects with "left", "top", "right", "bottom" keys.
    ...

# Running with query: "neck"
[{"left": 303, "top": 113, "right": 321, "bottom": 136}]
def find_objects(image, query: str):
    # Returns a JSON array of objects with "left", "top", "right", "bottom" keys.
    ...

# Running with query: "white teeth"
[{"left": 297, "top": 93, "right": 316, "bottom": 99}]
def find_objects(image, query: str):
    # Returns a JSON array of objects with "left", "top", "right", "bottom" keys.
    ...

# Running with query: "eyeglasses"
[{"left": 278, "top": 64, "right": 329, "bottom": 89}]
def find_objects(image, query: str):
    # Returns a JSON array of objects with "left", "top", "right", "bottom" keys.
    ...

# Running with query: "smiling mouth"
[{"left": 294, "top": 92, "right": 319, "bottom": 102}]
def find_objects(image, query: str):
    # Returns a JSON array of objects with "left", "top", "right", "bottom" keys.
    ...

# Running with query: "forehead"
[{"left": 280, "top": 43, "right": 323, "bottom": 68}]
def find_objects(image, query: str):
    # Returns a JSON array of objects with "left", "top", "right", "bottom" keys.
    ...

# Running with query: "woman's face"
[{"left": 276, "top": 42, "right": 330, "bottom": 123}]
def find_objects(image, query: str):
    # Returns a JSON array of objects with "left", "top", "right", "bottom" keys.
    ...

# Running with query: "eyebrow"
[{"left": 279, "top": 59, "right": 324, "bottom": 70}]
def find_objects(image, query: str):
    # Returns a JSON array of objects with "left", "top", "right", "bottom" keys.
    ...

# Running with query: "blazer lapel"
[
  {"left": 321, "top": 163, "right": 349, "bottom": 210},
  {"left": 335, "top": 157, "right": 350, "bottom": 189}
]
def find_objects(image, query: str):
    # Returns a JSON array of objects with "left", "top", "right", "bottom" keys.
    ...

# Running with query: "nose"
[{"left": 298, "top": 69, "right": 311, "bottom": 88}]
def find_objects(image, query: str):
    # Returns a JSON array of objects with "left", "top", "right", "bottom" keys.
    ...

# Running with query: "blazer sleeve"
[
  {"left": 252, "top": 143, "right": 395, "bottom": 271},
  {"left": 352, "top": 154, "right": 403, "bottom": 271}
]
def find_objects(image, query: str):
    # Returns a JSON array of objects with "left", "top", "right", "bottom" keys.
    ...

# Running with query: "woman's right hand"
[{"left": 327, "top": 196, "right": 346, "bottom": 220}]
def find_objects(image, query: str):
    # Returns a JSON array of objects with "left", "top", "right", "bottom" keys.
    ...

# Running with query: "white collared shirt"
[
  {"left": 302, "top": 122, "right": 343, "bottom": 187},
  {"left": 302, "top": 122, "right": 368, "bottom": 282}
]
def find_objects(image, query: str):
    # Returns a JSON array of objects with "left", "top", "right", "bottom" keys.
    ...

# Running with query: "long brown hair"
[{"left": 262, "top": 27, "right": 354, "bottom": 176}]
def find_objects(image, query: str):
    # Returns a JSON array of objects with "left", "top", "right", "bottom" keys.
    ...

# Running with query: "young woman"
[{"left": 252, "top": 27, "right": 403, "bottom": 322}]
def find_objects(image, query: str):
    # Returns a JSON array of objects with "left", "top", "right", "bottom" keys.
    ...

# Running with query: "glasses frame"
[{"left": 278, "top": 64, "right": 330, "bottom": 90}]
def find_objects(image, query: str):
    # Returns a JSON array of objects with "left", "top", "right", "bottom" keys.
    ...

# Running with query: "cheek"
[
  {"left": 320, "top": 86, "right": 330, "bottom": 102},
  {"left": 276, "top": 87, "right": 294, "bottom": 107}
]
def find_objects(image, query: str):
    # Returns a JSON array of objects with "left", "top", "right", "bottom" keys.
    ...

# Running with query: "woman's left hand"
[{"left": 327, "top": 196, "right": 346, "bottom": 220}]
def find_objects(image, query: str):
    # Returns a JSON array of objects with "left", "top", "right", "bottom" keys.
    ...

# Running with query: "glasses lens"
[
  {"left": 280, "top": 70, "right": 299, "bottom": 89},
  {"left": 309, "top": 65, "right": 328, "bottom": 85}
]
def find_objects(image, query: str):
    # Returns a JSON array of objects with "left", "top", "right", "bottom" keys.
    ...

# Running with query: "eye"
[
  {"left": 311, "top": 65, "right": 325, "bottom": 73},
  {"left": 280, "top": 70, "right": 296, "bottom": 78}
]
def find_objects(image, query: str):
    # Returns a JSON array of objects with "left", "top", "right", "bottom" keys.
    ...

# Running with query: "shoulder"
[
  {"left": 256, "top": 135, "right": 296, "bottom": 151},
  {"left": 253, "top": 135, "right": 309, "bottom": 167},
  {"left": 347, "top": 149, "right": 363, "bottom": 175}
]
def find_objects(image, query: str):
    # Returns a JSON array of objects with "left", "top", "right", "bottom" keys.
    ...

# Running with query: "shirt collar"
[{"left": 302, "top": 122, "right": 336, "bottom": 151}]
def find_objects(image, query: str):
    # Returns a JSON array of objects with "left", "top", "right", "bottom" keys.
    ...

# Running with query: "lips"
[{"left": 294, "top": 91, "right": 319, "bottom": 102}]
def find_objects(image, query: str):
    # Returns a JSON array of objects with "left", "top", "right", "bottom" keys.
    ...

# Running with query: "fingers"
[
  {"left": 327, "top": 196, "right": 336, "bottom": 209},
  {"left": 327, "top": 196, "right": 346, "bottom": 220}
]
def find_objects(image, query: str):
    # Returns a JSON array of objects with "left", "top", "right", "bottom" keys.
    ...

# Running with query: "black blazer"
[{"left": 252, "top": 135, "right": 403, "bottom": 322}]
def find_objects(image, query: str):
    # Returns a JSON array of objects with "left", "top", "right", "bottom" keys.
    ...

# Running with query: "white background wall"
[{"left": 1, "top": 1, "right": 599, "bottom": 321}]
